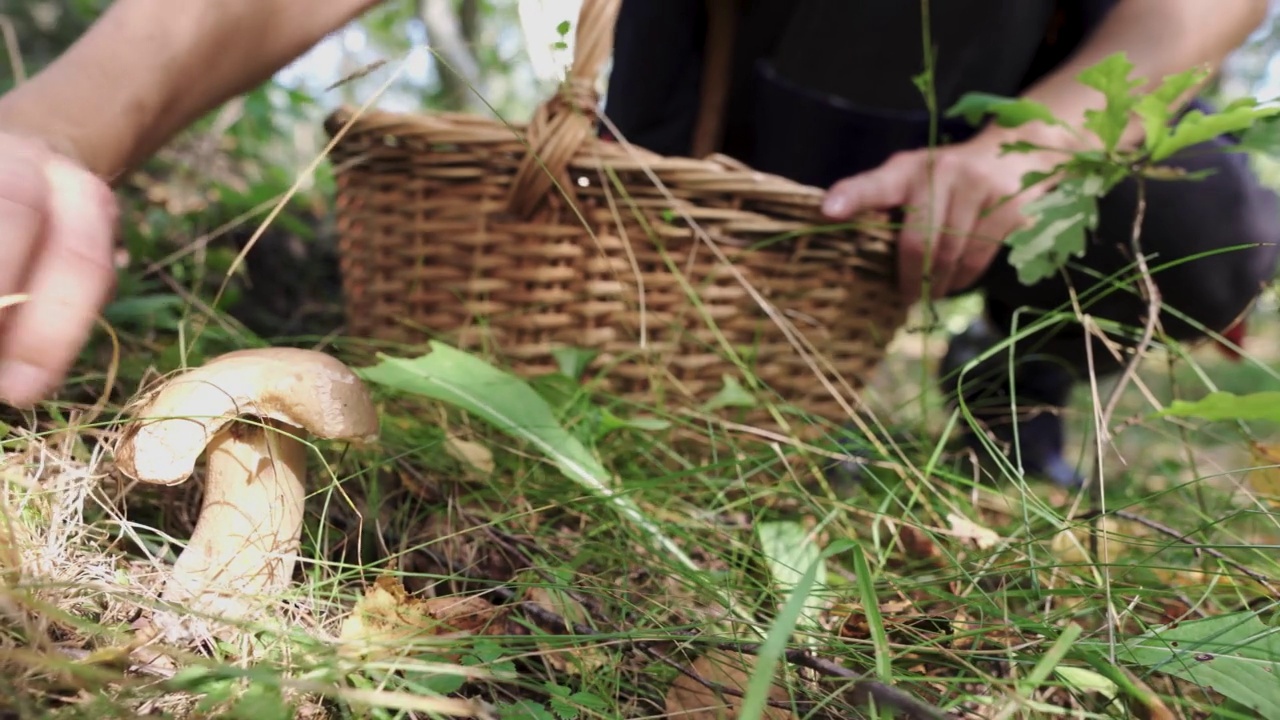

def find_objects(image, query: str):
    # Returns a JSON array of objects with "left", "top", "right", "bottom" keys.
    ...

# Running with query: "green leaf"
[
  {"left": 359, "top": 343, "right": 699, "bottom": 571},
  {"left": 1111, "top": 612, "right": 1280, "bottom": 718},
  {"left": 737, "top": 548, "right": 824, "bottom": 720},
  {"left": 556, "top": 19, "right": 571, "bottom": 36},
  {"left": 946, "top": 93, "right": 1062, "bottom": 129},
  {"left": 551, "top": 347, "right": 597, "bottom": 380},
  {"left": 570, "top": 692, "right": 609, "bottom": 712},
  {"left": 1150, "top": 102, "right": 1280, "bottom": 162},
  {"left": 1158, "top": 390, "right": 1280, "bottom": 423},
  {"left": 1004, "top": 174, "right": 1106, "bottom": 285},
  {"left": 501, "top": 700, "right": 557, "bottom": 720},
  {"left": 548, "top": 695, "right": 578, "bottom": 720},
  {"left": 1134, "top": 67, "right": 1209, "bottom": 154},
  {"left": 1077, "top": 52, "right": 1144, "bottom": 153},
  {"left": 756, "top": 521, "right": 827, "bottom": 633},
  {"left": 1239, "top": 114, "right": 1280, "bottom": 156},
  {"left": 1018, "top": 168, "right": 1059, "bottom": 191},
  {"left": 701, "top": 375, "right": 757, "bottom": 412}
]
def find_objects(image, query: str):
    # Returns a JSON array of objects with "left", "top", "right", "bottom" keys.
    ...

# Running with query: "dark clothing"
[{"left": 603, "top": 0, "right": 1280, "bottom": 396}]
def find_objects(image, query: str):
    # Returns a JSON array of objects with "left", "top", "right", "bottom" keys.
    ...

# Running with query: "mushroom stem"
[{"left": 161, "top": 418, "right": 308, "bottom": 618}]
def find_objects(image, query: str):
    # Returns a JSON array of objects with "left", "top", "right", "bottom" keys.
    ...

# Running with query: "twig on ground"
[
  {"left": 1076, "top": 508, "right": 1275, "bottom": 594},
  {"left": 433, "top": 531, "right": 954, "bottom": 720},
  {"left": 489, "top": 583, "right": 951, "bottom": 720}
]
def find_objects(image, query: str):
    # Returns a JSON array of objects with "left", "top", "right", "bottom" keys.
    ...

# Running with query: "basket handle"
[
  {"left": 506, "top": 0, "right": 622, "bottom": 218},
  {"left": 690, "top": 0, "right": 739, "bottom": 158}
]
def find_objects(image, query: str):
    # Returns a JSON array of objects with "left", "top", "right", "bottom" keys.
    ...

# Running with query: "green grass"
[{"left": 2, "top": 267, "right": 1278, "bottom": 719}]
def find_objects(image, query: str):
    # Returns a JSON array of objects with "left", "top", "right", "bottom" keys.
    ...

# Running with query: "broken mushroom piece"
[{"left": 114, "top": 347, "right": 378, "bottom": 619}]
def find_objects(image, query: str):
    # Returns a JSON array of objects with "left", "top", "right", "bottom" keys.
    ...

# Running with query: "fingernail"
[
  {"left": 0, "top": 361, "right": 49, "bottom": 408},
  {"left": 822, "top": 195, "right": 848, "bottom": 218}
]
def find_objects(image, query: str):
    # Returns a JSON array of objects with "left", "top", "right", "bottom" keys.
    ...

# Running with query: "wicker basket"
[{"left": 322, "top": 0, "right": 910, "bottom": 430}]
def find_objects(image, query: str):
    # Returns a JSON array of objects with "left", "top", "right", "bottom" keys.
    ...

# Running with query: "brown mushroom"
[{"left": 114, "top": 347, "right": 378, "bottom": 619}]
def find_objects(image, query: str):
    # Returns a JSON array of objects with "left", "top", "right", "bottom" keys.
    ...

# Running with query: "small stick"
[
  {"left": 435, "top": 531, "right": 953, "bottom": 720},
  {"left": 1075, "top": 508, "right": 1274, "bottom": 593}
]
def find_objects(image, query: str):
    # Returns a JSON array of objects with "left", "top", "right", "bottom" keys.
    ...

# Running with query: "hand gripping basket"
[{"left": 322, "top": 0, "right": 910, "bottom": 433}]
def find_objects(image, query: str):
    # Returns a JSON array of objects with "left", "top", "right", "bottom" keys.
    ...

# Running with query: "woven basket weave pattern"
[{"left": 324, "top": 0, "right": 910, "bottom": 425}]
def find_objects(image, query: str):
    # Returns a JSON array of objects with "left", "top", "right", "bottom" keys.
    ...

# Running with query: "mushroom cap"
[{"left": 115, "top": 347, "right": 379, "bottom": 485}]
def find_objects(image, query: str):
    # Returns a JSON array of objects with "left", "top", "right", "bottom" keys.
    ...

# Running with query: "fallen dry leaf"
[
  {"left": 895, "top": 523, "right": 942, "bottom": 563},
  {"left": 522, "top": 586, "right": 610, "bottom": 674},
  {"left": 836, "top": 599, "right": 954, "bottom": 658},
  {"left": 338, "top": 575, "right": 505, "bottom": 660},
  {"left": 1246, "top": 442, "right": 1280, "bottom": 506},
  {"left": 946, "top": 513, "right": 1001, "bottom": 550},
  {"left": 444, "top": 433, "right": 496, "bottom": 476},
  {"left": 1051, "top": 517, "right": 1126, "bottom": 565},
  {"left": 664, "top": 649, "right": 797, "bottom": 720}
]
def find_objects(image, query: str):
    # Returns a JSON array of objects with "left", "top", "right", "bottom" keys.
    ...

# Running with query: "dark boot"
[{"left": 939, "top": 317, "right": 1085, "bottom": 488}]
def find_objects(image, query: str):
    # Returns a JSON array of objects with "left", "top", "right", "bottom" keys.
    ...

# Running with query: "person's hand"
[
  {"left": 820, "top": 131, "right": 1056, "bottom": 302},
  {"left": 0, "top": 132, "right": 118, "bottom": 407}
]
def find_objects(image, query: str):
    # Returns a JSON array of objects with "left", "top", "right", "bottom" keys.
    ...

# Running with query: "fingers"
[
  {"left": 898, "top": 155, "right": 987, "bottom": 300},
  {"left": 0, "top": 137, "right": 50, "bottom": 302},
  {"left": 821, "top": 152, "right": 920, "bottom": 219},
  {"left": 898, "top": 167, "right": 949, "bottom": 302},
  {"left": 930, "top": 187, "right": 986, "bottom": 299},
  {"left": 950, "top": 195, "right": 1028, "bottom": 292},
  {"left": 823, "top": 145, "right": 1036, "bottom": 304},
  {"left": 0, "top": 155, "right": 117, "bottom": 407}
]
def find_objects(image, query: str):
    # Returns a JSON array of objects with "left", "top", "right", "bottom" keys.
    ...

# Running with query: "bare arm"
[
  {"left": 0, "top": 0, "right": 379, "bottom": 407},
  {"left": 999, "top": 0, "right": 1269, "bottom": 152},
  {"left": 0, "top": 0, "right": 382, "bottom": 180}
]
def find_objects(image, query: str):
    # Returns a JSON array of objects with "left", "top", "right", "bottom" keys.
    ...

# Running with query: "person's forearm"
[
  {"left": 0, "top": 0, "right": 380, "bottom": 180},
  {"left": 989, "top": 0, "right": 1268, "bottom": 153}
]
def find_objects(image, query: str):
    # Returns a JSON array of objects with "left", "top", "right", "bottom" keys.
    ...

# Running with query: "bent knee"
[{"left": 1131, "top": 152, "right": 1280, "bottom": 336}]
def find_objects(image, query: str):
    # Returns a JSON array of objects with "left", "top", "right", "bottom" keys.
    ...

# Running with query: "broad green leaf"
[
  {"left": 946, "top": 92, "right": 1063, "bottom": 129},
  {"left": 737, "top": 547, "right": 824, "bottom": 720},
  {"left": 1005, "top": 175, "right": 1106, "bottom": 285},
  {"left": 1151, "top": 102, "right": 1280, "bottom": 162},
  {"left": 358, "top": 343, "right": 699, "bottom": 571},
  {"left": 1134, "top": 67, "right": 1210, "bottom": 154},
  {"left": 1239, "top": 114, "right": 1280, "bottom": 156},
  {"left": 1078, "top": 52, "right": 1144, "bottom": 153},
  {"left": 1158, "top": 390, "right": 1280, "bottom": 423},
  {"left": 756, "top": 521, "right": 827, "bottom": 633},
  {"left": 1111, "top": 612, "right": 1280, "bottom": 718}
]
